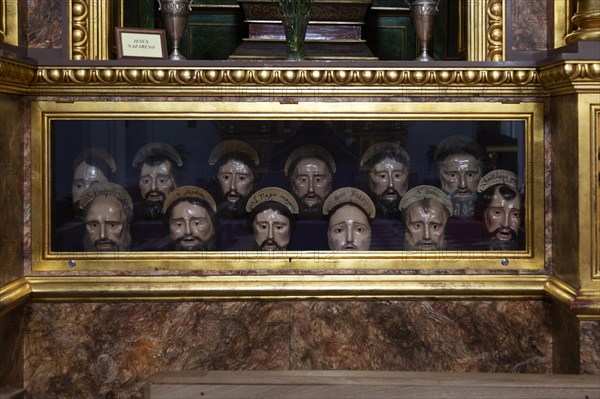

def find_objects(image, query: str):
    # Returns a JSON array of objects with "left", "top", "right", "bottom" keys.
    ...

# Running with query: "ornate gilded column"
[{"left": 565, "top": 0, "right": 600, "bottom": 43}]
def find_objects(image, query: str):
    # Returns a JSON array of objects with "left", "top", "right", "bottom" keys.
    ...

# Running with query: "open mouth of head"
[
  {"left": 226, "top": 192, "right": 239, "bottom": 201},
  {"left": 147, "top": 192, "right": 163, "bottom": 201},
  {"left": 496, "top": 230, "right": 513, "bottom": 241}
]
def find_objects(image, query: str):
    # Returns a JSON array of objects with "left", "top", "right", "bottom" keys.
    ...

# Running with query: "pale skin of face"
[
  {"left": 404, "top": 200, "right": 448, "bottom": 250},
  {"left": 218, "top": 160, "right": 254, "bottom": 202},
  {"left": 368, "top": 157, "right": 408, "bottom": 199},
  {"left": 327, "top": 205, "right": 371, "bottom": 251},
  {"left": 438, "top": 154, "right": 481, "bottom": 197},
  {"left": 484, "top": 187, "right": 522, "bottom": 241},
  {"left": 139, "top": 160, "right": 175, "bottom": 201},
  {"left": 72, "top": 161, "right": 108, "bottom": 204},
  {"left": 84, "top": 196, "right": 127, "bottom": 250},
  {"left": 291, "top": 158, "right": 332, "bottom": 207},
  {"left": 169, "top": 202, "right": 215, "bottom": 249},
  {"left": 252, "top": 209, "right": 291, "bottom": 251}
]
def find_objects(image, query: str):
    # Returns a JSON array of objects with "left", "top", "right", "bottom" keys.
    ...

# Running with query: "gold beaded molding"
[
  {"left": 0, "top": 58, "right": 37, "bottom": 94},
  {"left": 70, "top": 0, "right": 89, "bottom": 60},
  {"left": 27, "top": 66, "right": 544, "bottom": 97},
  {"left": 538, "top": 61, "right": 600, "bottom": 95},
  {"left": 1, "top": 59, "right": 599, "bottom": 97},
  {"left": 486, "top": 0, "right": 503, "bottom": 61}
]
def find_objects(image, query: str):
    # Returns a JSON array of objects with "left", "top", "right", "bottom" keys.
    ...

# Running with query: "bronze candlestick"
[
  {"left": 157, "top": 0, "right": 194, "bottom": 60},
  {"left": 406, "top": 0, "right": 440, "bottom": 61}
]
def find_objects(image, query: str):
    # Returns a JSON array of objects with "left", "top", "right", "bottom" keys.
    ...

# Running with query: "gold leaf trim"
[
  {"left": 0, "top": 278, "right": 31, "bottom": 316},
  {"left": 71, "top": 0, "right": 89, "bottom": 60},
  {"left": 539, "top": 61, "right": 600, "bottom": 95},
  {"left": 486, "top": 0, "right": 503, "bottom": 61}
]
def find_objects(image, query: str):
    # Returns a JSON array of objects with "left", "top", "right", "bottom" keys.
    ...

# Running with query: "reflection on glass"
[{"left": 51, "top": 120, "right": 526, "bottom": 253}]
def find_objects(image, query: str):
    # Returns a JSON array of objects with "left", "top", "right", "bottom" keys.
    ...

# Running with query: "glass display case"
[{"left": 32, "top": 101, "right": 544, "bottom": 272}]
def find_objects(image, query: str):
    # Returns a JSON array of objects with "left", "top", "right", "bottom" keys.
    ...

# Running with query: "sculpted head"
[
  {"left": 285, "top": 145, "right": 336, "bottom": 219},
  {"left": 132, "top": 143, "right": 183, "bottom": 220},
  {"left": 209, "top": 140, "right": 260, "bottom": 219},
  {"left": 478, "top": 170, "right": 522, "bottom": 246},
  {"left": 71, "top": 148, "right": 116, "bottom": 216},
  {"left": 323, "top": 187, "right": 375, "bottom": 251},
  {"left": 163, "top": 186, "right": 218, "bottom": 251},
  {"left": 246, "top": 187, "right": 298, "bottom": 251},
  {"left": 80, "top": 182, "right": 133, "bottom": 252},
  {"left": 361, "top": 142, "right": 410, "bottom": 218},
  {"left": 400, "top": 185, "right": 452, "bottom": 251},
  {"left": 433, "top": 135, "right": 485, "bottom": 219}
]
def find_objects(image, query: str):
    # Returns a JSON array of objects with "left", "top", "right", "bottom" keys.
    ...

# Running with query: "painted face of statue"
[
  {"left": 368, "top": 157, "right": 408, "bottom": 217},
  {"left": 139, "top": 160, "right": 176, "bottom": 219},
  {"left": 484, "top": 185, "right": 522, "bottom": 242},
  {"left": 290, "top": 157, "right": 332, "bottom": 217},
  {"left": 83, "top": 196, "right": 130, "bottom": 252},
  {"left": 403, "top": 199, "right": 449, "bottom": 251},
  {"left": 72, "top": 161, "right": 108, "bottom": 205},
  {"left": 218, "top": 159, "right": 254, "bottom": 204},
  {"left": 327, "top": 204, "right": 371, "bottom": 251},
  {"left": 438, "top": 154, "right": 481, "bottom": 218},
  {"left": 252, "top": 209, "right": 291, "bottom": 251},
  {"left": 168, "top": 201, "right": 215, "bottom": 251}
]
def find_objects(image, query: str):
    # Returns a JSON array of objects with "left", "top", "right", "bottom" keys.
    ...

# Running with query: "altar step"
[{"left": 144, "top": 370, "right": 600, "bottom": 399}]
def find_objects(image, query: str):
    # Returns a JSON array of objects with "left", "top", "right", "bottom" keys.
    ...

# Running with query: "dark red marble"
[
  {"left": 22, "top": 300, "right": 552, "bottom": 398},
  {"left": 511, "top": 0, "right": 549, "bottom": 51},
  {"left": 27, "top": 0, "right": 62, "bottom": 48}
]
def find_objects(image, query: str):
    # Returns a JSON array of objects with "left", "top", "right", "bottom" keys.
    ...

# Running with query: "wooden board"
[{"left": 144, "top": 370, "right": 600, "bottom": 399}]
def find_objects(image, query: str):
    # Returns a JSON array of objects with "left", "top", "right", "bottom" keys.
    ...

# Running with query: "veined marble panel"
[
  {"left": 23, "top": 300, "right": 552, "bottom": 398},
  {"left": 27, "top": 0, "right": 62, "bottom": 48},
  {"left": 511, "top": 0, "right": 549, "bottom": 51}
]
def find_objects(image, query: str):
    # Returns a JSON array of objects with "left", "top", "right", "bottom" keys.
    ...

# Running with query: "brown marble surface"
[
  {"left": 0, "top": 308, "right": 24, "bottom": 389},
  {"left": 0, "top": 94, "right": 25, "bottom": 286},
  {"left": 580, "top": 321, "right": 600, "bottom": 374},
  {"left": 22, "top": 300, "right": 552, "bottom": 398},
  {"left": 27, "top": 0, "right": 62, "bottom": 48},
  {"left": 511, "top": 0, "right": 549, "bottom": 51}
]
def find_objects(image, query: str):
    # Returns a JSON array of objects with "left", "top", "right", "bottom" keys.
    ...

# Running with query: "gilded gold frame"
[
  {"left": 31, "top": 100, "right": 545, "bottom": 272},
  {"left": 1, "top": 0, "right": 19, "bottom": 45},
  {"left": 70, "top": 0, "right": 504, "bottom": 61}
]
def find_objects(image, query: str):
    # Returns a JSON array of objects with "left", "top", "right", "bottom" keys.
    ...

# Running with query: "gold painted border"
[
  {"left": 31, "top": 100, "right": 545, "bottom": 272},
  {"left": 1, "top": 0, "right": 19, "bottom": 45},
  {"left": 29, "top": 65, "right": 544, "bottom": 97},
  {"left": 1, "top": 58, "right": 598, "bottom": 98},
  {"left": 0, "top": 278, "right": 31, "bottom": 316},
  {"left": 554, "top": 0, "right": 576, "bottom": 48},
  {"left": 538, "top": 61, "right": 600, "bottom": 96},
  {"left": 2, "top": 275, "right": 598, "bottom": 319},
  {"left": 70, "top": 0, "right": 112, "bottom": 60}
]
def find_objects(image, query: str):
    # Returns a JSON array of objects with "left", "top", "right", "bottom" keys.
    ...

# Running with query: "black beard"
[
  {"left": 218, "top": 195, "right": 248, "bottom": 219},
  {"left": 450, "top": 191, "right": 478, "bottom": 218},
  {"left": 487, "top": 227, "right": 518, "bottom": 248},
  {"left": 255, "top": 238, "right": 286, "bottom": 251},
  {"left": 373, "top": 193, "right": 402, "bottom": 219},
  {"left": 173, "top": 235, "right": 217, "bottom": 251},
  {"left": 143, "top": 191, "right": 166, "bottom": 220},
  {"left": 83, "top": 231, "right": 131, "bottom": 252},
  {"left": 297, "top": 194, "right": 324, "bottom": 219}
]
